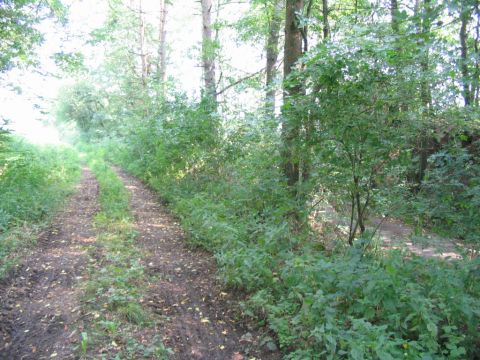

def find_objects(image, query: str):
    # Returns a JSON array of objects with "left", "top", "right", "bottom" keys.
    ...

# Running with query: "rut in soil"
[
  {"left": 115, "top": 168, "right": 280, "bottom": 360},
  {"left": 0, "top": 168, "right": 99, "bottom": 360}
]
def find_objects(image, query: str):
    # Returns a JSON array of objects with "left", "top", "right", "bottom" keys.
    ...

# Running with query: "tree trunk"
[
  {"left": 390, "top": 0, "right": 399, "bottom": 33},
  {"left": 322, "top": 0, "right": 330, "bottom": 39},
  {"left": 157, "top": 0, "right": 168, "bottom": 93},
  {"left": 474, "top": 1, "right": 480, "bottom": 106},
  {"left": 354, "top": 176, "right": 366, "bottom": 235},
  {"left": 201, "top": 0, "right": 217, "bottom": 102},
  {"left": 282, "top": 0, "right": 304, "bottom": 190},
  {"left": 420, "top": 0, "right": 432, "bottom": 177},
  {"left": 138, "top": 0, "right": 148, "bottom": 88},
  {"left": 265, "top": 0, "right": 283, "bottom": 114},
  {"left": 389, "top": 0, "right": 402, "bottom": 115},
  {"left": 460, "top": 7, "right": 472, "bottom": 106}
]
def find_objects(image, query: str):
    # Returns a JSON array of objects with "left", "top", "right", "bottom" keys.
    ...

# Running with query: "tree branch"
[{"left": 215, "top": 67, "right": 265, "bottom": 96}]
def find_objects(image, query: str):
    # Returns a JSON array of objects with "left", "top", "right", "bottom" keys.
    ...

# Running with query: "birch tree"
[{"left": 201, "top": 0, "right": 217, "bottom": 102}]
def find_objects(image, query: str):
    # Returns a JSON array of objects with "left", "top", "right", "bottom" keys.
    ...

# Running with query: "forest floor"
[{"left": 0, "top": 166, "right": 280, "bottom": 360}]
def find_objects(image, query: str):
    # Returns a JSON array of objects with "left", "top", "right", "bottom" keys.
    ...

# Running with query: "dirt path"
[
  {"left": 0, "top": 168, "right": 98, "bottom": 360},
  {"left": 314, "top": 203, "right": 462, "bottom": 259},
  {"left": 369, "top": 217, "right": 462, "bottom": 259},
  {"left": 115, "top": 169, "right": 280, "bottom": 360}
]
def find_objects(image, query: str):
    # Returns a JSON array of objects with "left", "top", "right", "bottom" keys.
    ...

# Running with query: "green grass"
[
  {"left": 78, "top": 148, "right": 171, "bottom": 359},
  {"left": 0, "top": 135, "right": 81, "bottom": 276}
]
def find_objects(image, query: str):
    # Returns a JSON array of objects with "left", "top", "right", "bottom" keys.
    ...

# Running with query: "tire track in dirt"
[
  {"left": 0, "top": 168, "right": 98, "bottom": 360},
  {"left": 115, "top": 169, "right": 280, "bottom": 360}
]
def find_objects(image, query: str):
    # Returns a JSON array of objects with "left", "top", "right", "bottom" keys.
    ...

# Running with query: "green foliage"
[
  {"left": 0, "top": 0, "right": 66, "bottom": 71},
  {"left": 0, "top": 136, "right": 80, "bottom": 275},
  {"left": 0, "top": 137, "right": 79, "bottom": 230},
  {"left": 101, "top": 96, "right": 480, "bottom": 358},
  {"left": 234, "top": 0, "right": 277, "bottom": 43},
  {"left": 61, "top": 0, "right": 480, "bottom": 357},
  {"left": 295, "top": 33, "right": 419, "bottom": 240},
  {"left": 104, "top": 94, "right": 220, "bottom": 193},
  {"left": 56, "top": 82, "right": 111, "bottom": 139},
  {"left": 409, "top": 146, "right": 480, "bottom": 242},
  {"left": 80, "top": 332, "right": 88, "bottom": 355},
  {"left": 52, "top": 51, "right": 85, "bottom": 73},
  {"left": 253, "top": 250, "right": 479, "bottom": 359}
]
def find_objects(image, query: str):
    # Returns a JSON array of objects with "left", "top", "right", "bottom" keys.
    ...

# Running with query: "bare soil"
[
  {"left": 0, "top": 168, "right": 99, "bottom": 360},
  {"left": 115, "top": 168, "right": 281, "bottom": 360}
]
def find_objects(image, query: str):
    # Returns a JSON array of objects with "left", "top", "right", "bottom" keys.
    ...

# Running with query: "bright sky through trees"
[
  {"left": 1, "top": 0, "right": 107, "bottom": 143},
  {"left": 1, "top": 0, "right": 261, "bottom": 144}
]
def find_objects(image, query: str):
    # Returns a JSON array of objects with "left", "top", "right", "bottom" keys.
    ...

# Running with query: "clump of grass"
[{"left": 118, "top": 302, "right": 148, "bottom": 325}]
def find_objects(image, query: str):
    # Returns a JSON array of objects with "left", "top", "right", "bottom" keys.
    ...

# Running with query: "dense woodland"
[{"left": 1, "top": 0, "right": 480, "bottom": 358}]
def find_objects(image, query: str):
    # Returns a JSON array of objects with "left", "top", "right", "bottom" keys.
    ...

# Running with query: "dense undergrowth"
[
  {"left": 93, "top": 99, "right": 480, "bottom": 359},
  {"left": 80, "top": 148, "right": 170, "bottom": 359},
  {"left": 53, "top": 5, "right": 480, "bottom": 356},
  {"left": 403, "top": 149, "right": 480, "bottom": 243},
  {"left": 0, "top": 133, "right": 80, "bottom": 276}
]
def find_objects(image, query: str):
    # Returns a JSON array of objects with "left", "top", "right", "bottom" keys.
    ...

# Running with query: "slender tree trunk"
[
  {"left": 300, "top": 0, "right": 314, "bottom": 52},
  {"left": 322, "top": 0, "right": 330, "bottom": 39},
  {"left": 474, "top": 2, "right": 480, "bottom": 106},
  {"left": 138, "top": 0, "right": 148, "bottom": 88},
  {"left": 471, "top": 0, "right": 480, "bottom": 106},
  {"left": 388, "top": 0, "right": 401, "bottom": 116},
  {"left": 460, "top": 8, "right": 472, "bottom": 106},
  {"left": 420, "top": 0, "right": 432, "bottom": 179},
  {"left": 201, "top": 0, "right": 217, "bottom": 102},
  {"left": 354, "top": 176, "right": 366, "bottom": 234},
  {"left": 282, "top": 0, "right": 304, "bottom": 190},
  {"left": 390, "top": 0, "right": 399, "bottom": 33},
  {"left": 265, "top": 0, "right": 283, "bottom": 114},
  {"left": 157, "top": 0, "right": 168, "bottom": 93},
  {"left": 283, "top": 0, "right": 303, "bottom": 92}
]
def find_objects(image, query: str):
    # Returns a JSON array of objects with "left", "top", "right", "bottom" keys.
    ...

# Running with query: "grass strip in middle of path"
[{"left": 79, "top": 154, "right": 172, "bottom": 359}]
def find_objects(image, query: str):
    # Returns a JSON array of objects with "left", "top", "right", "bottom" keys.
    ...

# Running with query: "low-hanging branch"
[{"left": 215, "top": 67, "right": 266, "bottom": 96}]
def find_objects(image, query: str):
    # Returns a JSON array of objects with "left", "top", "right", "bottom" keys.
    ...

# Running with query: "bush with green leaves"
[
  {"left": 248, "top": 249, "right": 480, "bottom": 359},
  {"left": 56, "top": 81, "right": 112, "bottom": 140},
  {"left": 294, "top": 35, "right": 422, "bottom": 243}
]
